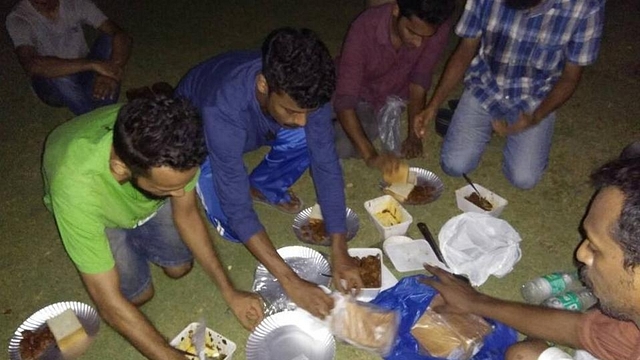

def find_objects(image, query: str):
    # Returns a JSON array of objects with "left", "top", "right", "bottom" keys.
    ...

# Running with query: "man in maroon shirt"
[{"left": 334, "top": 0, "right": 455, "bottom": 173}]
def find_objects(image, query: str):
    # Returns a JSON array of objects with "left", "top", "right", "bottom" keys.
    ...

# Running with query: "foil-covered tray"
[
  {"left": 246, "top": 309, "right": 335, "bottom": 360},
  {"left": 8, "top": 301, "right": 100, "bottom": 360},
  {"left": 292, "top": 207, "right": 359, "bottom": 246},
  {"left": 380, "top": 167, "right": 444, "bottom": 205},
  {"left": 252, "top": 246, "right": 331, "bottom": 316}
]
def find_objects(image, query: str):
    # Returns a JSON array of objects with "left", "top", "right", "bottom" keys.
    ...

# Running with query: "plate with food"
[
  {"left": 246, "top": 309, "right": 335, "bottom": 360},
  {"left": 381, "top": 167, "right": 444, "bottom": 205},
  {"left": 8, "top": 301, "right": 100, "bottom": 360},
  {"left": 252, "top": 246, "right": 332, "bottom": 315},
  {"left": 292, "top": 204, "right": 359, "bottom": 246},
  {"left": 170, "top": 322, "right": 236, "bottom": 359}
]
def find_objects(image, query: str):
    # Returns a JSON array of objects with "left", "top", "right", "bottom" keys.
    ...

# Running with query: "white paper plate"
[
  {"left": 8, "top": 301, "right": 100, "bottom": 360},
  {"left": 252, "top": 246, "right": 332, "bottom": 316},
  {"left": 292, "top": 207, "right": 359, "bottom": 246},
  {"left": 380, "top": 167, "right": 444, "bottom": 205},
  {"left": 383, "top": 238, "right": 449, "bottom": 272},
  {"left": 246, "top": 309, "right": 335, "bottom": 360}
]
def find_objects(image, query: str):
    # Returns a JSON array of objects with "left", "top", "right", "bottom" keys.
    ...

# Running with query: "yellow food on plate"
[
  {"left": 175, "top": 328, "right": 226, "bottom": 360},
  {"left": 374, "top": 200, "right": 403, "bottom": 226}
]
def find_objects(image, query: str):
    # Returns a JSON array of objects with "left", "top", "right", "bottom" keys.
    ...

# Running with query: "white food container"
[
  {"left": 348, "top": 248, "right": 383, "bottom": 301},
  {"left": 455, "top": 183, "right": 508, "bottom": 217},
  {"left": 364, "top": 195, "right": 413, "bottom": 239},
  {"left": 170, "top": 322, "right": 236, "bottom": 360}
]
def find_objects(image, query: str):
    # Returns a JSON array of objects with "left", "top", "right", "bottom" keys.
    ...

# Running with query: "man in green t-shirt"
[{"left": 43, "top": 96, "right": 263, "bottom": 359}]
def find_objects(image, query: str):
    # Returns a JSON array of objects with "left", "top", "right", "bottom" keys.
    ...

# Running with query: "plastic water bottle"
[
  {"left": 521, "top": 271, "right": 584, "bottom": 304},
  {"left": 542, "top": 289, "right": 598, "bottom": 312}
]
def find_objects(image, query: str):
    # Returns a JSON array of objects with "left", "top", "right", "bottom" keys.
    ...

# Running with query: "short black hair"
[
  {"left": 112, "top": 96, "right": 206, "bottom": 177},
  {"left": 591, "top": 158, "right": 640, "bottom": 268},
  {"left": 397, "top": 0, "right": 455, "bottom": 25},
  {"left": 261, "top": 27, "right": 335, "bottom": 109}
]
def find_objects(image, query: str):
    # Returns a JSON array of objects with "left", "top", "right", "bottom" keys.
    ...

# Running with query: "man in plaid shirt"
[{"left": 414, "top": 0, "right": 605, "bottom": 189}]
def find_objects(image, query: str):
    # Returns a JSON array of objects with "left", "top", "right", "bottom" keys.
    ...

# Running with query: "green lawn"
[{"left": 0, "top": 0, "right": 639, "bottom": 359}]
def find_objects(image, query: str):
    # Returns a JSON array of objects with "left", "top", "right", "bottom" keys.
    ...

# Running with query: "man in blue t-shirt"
[{"left": 176, "top": 28, "right": 363, "bottom": 318}]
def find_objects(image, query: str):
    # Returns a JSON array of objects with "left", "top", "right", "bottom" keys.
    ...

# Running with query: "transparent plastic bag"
[
  {"left": 411, "top": 305, "right": 493, "bottom": 360},
  {"left": 325, "top": 292, "right": 400, "bottom": 356},
  {"left": 377, "top": 96, "right": 406, "bottom": 156}
]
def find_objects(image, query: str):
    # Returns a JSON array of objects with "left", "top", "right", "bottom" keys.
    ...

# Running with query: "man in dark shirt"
[{"left": 176, "top": 28, "right": 363, "bottom": 318}]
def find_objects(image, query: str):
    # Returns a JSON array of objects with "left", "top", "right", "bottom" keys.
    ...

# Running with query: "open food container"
[
  {"left": 170, "top": 323, "right": 236, "bottom": 359},
  {"left": 348, "top": 248, "right": 384, "bottom": 301},
  {"left": 455, "top": 183, "right": 508, "bottom": 217},
  {"left": 364, "top": 195, "right": 413, "bottom": 239}
]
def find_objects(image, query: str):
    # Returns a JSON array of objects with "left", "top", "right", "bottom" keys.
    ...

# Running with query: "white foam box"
[
  {"left": 170, "top": 323, "right": 236, "bottom": 360},
  {"left": 455, "top": 183, "right": 508, "bottom": 217},
  {"left": 364, "top": 195, "right": 413, "bottom": 239},
  {"left": 348, "top": 248, "right": 383, "bottom": 301}
]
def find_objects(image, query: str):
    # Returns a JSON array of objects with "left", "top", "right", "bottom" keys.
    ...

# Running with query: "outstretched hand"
[
  {"left": 365, "top": 153, "right": 402, "bottom": 176},
  {"left": 420, "top": 264, "right": 485, "bottom": 314},
  {"left": 284, "top": 279, "right": 335, "bottom": 319},
  {"left": 93, "top": 75, "right": 119, "bottom": 101},
  {"left": 227, "top": 290, "right": 264, "bottom": 331},
  {"left": 332, "top": 254, "right": 364, "bottom": 295},
  {"left": 492, "top": 113, "right": 537, "bottom": 136},
  {"left": 413, "top": 107, "right": 437, "bottom": 139},
  {"left": 401, "top": 135, "right": 423, "bottom": 159}
]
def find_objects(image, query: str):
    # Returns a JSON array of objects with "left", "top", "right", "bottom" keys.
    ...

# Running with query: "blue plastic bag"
[{"left": 371, "top": 275, "right": 518, "bottom": 360}]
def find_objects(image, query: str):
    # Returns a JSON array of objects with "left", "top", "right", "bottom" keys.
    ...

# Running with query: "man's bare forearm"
[
  {"left": 532, "top": 63, "right": 583, "bottom": 123},
  {"left": 82, "top": 272, "right": 183, "bottom": 360},
  {"left": 245, "top": 230, "right": 299, "bottom": 283},
  {"left": 472, "top": 295, "right": 585, "bottom": 348},
  {"left": 24, "top": 56, "right": 96, "bottom": 78},
  {"left": 110, "top": 30, "right": 132, "bottom": 70},
  {"left": 172, "top": 196, "right": 236, "bottom": 299},
  {"left": 407, "top": 83, "right": 427, "bottom": 136}
]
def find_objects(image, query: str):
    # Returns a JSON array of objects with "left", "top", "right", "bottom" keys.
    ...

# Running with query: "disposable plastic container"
[
  {"left": 455, "top": 183, "right": 508, "bottom": 217},
  {"left": 348, "top": 248, "right": 383, "bottom": 301},
  {"left": 170, "top": 322, "right": 236, "bottom": 359},
  {"left": 364, "top": 195, "right": 413, "bottom": 239},
  {"left": 521, "top": 271, "right": 584, "bottom": 304}
]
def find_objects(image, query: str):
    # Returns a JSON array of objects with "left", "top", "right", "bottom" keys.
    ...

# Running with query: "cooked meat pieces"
[{"left": 355, "top": 255, "right": 381, "bottom": 288}]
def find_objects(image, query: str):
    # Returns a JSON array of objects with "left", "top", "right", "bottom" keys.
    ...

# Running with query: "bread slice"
[
  {"left": 46, "top": 309, "right": 88, "bottom": 351},
  {"left": 384, "top": 182, "right": 415, "bottom": 203},
  {"left": 383, "top": 162, "right": 410, "bottom": 184},
  {"left": 309, "top": 203, "right": 323, "bottom": 220}
]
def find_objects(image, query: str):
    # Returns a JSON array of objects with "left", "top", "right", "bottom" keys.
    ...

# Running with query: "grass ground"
[{"left": 0, "top": 0, "right": 639, "bottom": 359}]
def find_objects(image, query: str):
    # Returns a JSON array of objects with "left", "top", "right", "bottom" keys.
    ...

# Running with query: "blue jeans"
[
  {"left": 197, "top": 127, "right": 309, "bottom": 242},
  {"left": 104, "top": 203, "right": 193, "bottom": 301},
  {"left": 31, "top": 35, "right": 120, "bottom": 115},
  {"left": 440, "top": 90, "right": 555, "bottom": 189}
]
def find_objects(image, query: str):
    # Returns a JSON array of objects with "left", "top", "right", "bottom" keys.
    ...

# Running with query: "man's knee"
[
  {"left": 440, "top": 155, "right": 475, "bottom": 177},
  {"left": 130, "top": 284, "right": 155, "bottom": 306},
  {"left": 505, "top": 339, "right": 549, "bottom": 360},
  {"left": 162, "top": 261, "right": 193, "bottom": 279},
  {"left": 504, "top": 165, "right": 543, "bottom": 190}
]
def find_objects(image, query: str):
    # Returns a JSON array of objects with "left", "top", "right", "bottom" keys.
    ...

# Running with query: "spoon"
[{"left": 462, "top": 173, "right": 483, "bottom": 198}]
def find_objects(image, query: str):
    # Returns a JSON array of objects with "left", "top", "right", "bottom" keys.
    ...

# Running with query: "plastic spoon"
[{"left": 462, "top": 173, "right": 483, "bottom": 198}]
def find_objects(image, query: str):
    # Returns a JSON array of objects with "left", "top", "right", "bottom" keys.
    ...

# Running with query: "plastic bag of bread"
[
  {"left": 410, "top": 306, "right": 492, "bottom": 360},
  {"left": 325, "top": 292, "right": 399, "bottom": 356}
]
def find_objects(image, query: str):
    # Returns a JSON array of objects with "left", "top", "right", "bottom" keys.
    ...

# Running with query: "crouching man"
[{"left": 42, "top": 96, "right": 263, "bottom": 359}]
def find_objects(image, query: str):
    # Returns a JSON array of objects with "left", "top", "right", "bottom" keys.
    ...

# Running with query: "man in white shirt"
[{"left": 6, "top": 0, "right": 131, "bottom": 115}]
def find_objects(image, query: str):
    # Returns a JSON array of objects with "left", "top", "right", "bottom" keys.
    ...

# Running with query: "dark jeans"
[{"left": 31, "top": 35, "right": 120, "bottom": 115}]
